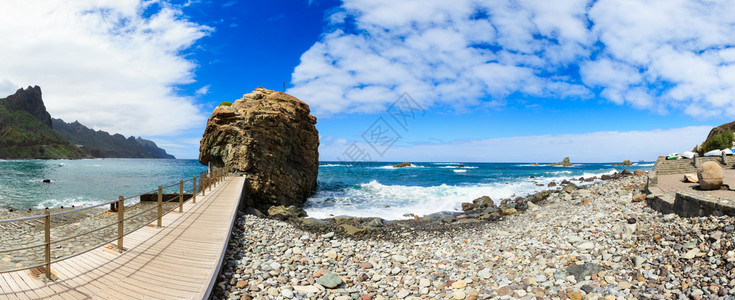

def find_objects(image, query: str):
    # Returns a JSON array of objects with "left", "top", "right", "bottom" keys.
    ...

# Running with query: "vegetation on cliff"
[
  {"left": 52, "top": 119, "right": 175, "bottom": 159},
  {"left": 702, "top": 130, "right": 734, "bottom": 153},
  {"left": 0, "top": 100, "right": 85, "bottom": 159},
  {"left": 0, "top": 86, "right": 174, "bottom": 159},
  {"left": 693, "top": 121, "right": 735, "bottom": 155}
]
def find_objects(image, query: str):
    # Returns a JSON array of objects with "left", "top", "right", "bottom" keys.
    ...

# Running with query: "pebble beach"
[{"left": 211, "top": 175, "right": 735, "bottom": 300}]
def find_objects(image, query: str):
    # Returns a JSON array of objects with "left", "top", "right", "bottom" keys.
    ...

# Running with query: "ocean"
[
  {"left": 0, "top": 159, "right": 654, "bottom": 219},
  {"left": 0, "top": 159, "right": 208, "bottom": 210},
  {"left": 306, "top": 161, "right": 655, "bottom": 219}
]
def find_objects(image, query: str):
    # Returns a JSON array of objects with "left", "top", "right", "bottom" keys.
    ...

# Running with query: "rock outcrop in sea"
[
  {"left": 615, "top": 159, "right": 632, "bottom": 165},
  {"left": 199, "top": 87, "right": 319, "bottom": 211},
  {"left": 551, "top": 157, "right": 572, "bottom": 167}
]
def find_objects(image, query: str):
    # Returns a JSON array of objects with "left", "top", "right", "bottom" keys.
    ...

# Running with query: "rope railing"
[{"left": 0, "top": 167, "right": 229, "bottom": 280}]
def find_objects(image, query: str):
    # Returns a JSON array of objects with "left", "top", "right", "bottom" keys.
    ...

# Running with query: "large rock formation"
[
  {"left": 2, "top": 86, "right": 52, "bottom": 128},
  {"left": 199, "top": 87, "right": 319, "bottom": 210}
]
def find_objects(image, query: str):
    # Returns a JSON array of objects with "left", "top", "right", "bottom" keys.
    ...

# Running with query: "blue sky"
[{"left": 1, "top": 0, "right": 734, "bottom": 162}]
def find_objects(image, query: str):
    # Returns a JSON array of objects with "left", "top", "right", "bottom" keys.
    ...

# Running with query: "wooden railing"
[{"left": 0, "top": 168, "right": 228, "bottom": 279}]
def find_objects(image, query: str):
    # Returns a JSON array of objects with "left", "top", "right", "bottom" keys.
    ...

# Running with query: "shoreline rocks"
[{"left": 212, "top": 172, "right": 735, "bottom": 299}]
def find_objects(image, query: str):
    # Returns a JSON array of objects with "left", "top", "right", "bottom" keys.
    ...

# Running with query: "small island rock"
[
  {"left": 551, "top": 157, "right": 572, "bottom": 167},
  {"left": 393, "top": 162, "right": 412, "bottom": 168}
]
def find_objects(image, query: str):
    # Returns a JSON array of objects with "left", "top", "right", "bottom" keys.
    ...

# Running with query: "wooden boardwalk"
[{"left": 0, "top": 176, "right": 245, "bottom": 300}]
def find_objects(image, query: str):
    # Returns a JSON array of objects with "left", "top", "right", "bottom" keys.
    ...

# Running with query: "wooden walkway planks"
[{"left": 0, "top": 176, "right": 245, "bottom": 300}]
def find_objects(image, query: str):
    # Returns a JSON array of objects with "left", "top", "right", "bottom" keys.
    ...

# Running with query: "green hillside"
[
  {"left": 0, "top": 103, "right": 85, "bottom": 159},
  {"left": 0, "top": 86, "right": 174, "bottom": 160},
  {"left": 52, "top": 119, "right": 175, "bottom": 159}
]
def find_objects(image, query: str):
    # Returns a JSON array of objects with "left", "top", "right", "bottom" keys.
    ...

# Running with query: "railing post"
[
  {"left": 201, "top": 172, "right": 206, "bottom": 197},
  {"left": 117, "top": 195, "right": 124, "bottom": 252},
  {"left": 179, "top": 180, "right": 184, "bottom": 213},
  {"left": 157, "top": 185, "right": 163, "bottom": 227},
  {"left": 44, "top": 209, "right": 51, "bottom": 279},
  {"left": 193, "top": 176, "right": 197, "bottom": 204}
]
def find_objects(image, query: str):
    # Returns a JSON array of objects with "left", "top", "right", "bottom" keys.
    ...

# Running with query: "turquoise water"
[
  {"left": 0, "top": 159, "right": 207, "bottom": 210},
  {"left": 0, "top": 159, "right": 653, "bottom": 219},
  {"left": 307, "top": 161, "right": 655, "bottom": 219}
]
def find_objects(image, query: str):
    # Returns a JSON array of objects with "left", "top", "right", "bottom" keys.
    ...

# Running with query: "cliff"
[
  {"left": 697, "top": 121, "right": 735, "bottom": 153},
  {"left": 1, "top": 86, "right": 52, "bottom": 128},
  {"left": 0, "top": 88, "right": 85, "bottom": 159},
  {"left": 199, "top": 87, "right": 319, "bottom": 211},
  {"left": 0, "top": 86, "right": 174, "bottom": 159},
  {"left": 705, "top": 120, "right": 735, "bottom": 141},
  {"left": 52, "top": 119, "right": 175, "bottom": 158}
]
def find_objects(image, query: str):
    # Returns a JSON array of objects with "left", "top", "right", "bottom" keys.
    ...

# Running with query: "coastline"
[
  {"left": 307, "top": 162, "right": 651, "bottom": 220},
  {"left": 211, "top": 174, "right": 735, "bottom": 299}
]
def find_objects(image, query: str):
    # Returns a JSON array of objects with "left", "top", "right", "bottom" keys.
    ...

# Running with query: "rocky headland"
[
  {"left": 0, "top": 86, "right": 85, "bottom": 159},
  {"left": 199, "top": 87, "right": 319, "bottom": 212},
  {"left": 0, "top": 86, "right": 174, "bottom": 159}
]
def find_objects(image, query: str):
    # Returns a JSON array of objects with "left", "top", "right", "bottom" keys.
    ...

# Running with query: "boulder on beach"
[
  {"left": 199, "top": 87, "right": 319, "bottom": 211},
  {"left": 633, "top": 169, "right": 646, "bottom": 176},
  {"left": 601, "top": 173, "right": 616, "bottom": 180},
  {"left": 684, "top": 173, "right": 698, "bottom": 183},
  {"left": 393, "top": 162, "right": 412, "bottom": 168},
  {"left": 697, "top": 161, "right": 723, "bottom": 190},
  {"left": 632, "top": 194, "right": 646, "bottom": 202},
  {"left": 472, "top": 196, "right": 495, "bottom": 208},
  {"left": 461, "top": 202, "right": 478, "bottom": 211},
  {"left": 550, "top": 157, "right": 572, "bottom": 167}
]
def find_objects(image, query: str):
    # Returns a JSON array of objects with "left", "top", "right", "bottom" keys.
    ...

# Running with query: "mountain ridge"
[
  {"left": 0, "top": 86, "right": 174, "bottom": 159},
  {"left": 52, "top": 118, "right": 175, "bottom": 159}
]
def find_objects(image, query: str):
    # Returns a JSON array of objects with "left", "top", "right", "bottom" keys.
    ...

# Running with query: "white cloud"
[
  {"left": 0, "top": 0, "right": 211, "bottom": 136},
  {"left": 0, "top": 79, "right": 17, "bottom": 98},
  {"left": 320, "top": 126, "right": 712, "bottom": 163},
  {"left": 587, "top": 0, "right": 735, "bottom": 118},
  {"left": 195, "top": 84, "right": 211, "bottom": 95},
  {"left": 289, "top": 0, "right": 593, "bottom": 116},
  {"left": 291, "top": 0, "right": 735, "bottom": 119}
]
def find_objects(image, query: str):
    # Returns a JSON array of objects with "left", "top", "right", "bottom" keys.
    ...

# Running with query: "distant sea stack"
[
  {"left": 199, "top": 87, "right": 319, "bottom": 211},
  {"left": 551, "top": 157, "right": 572, "bottom": 167}
]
